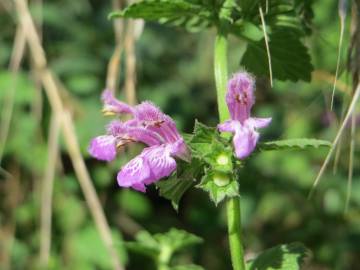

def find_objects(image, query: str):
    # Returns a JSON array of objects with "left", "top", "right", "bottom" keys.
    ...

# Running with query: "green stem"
[
  {"left": 227, "top": 198, "right": 246, "bottom": 270},
  {"left": 214, "top": 33, "right": 230, "bottom": 122},
  {"left": 214, "top": 33, "right": 246, "bottom": 270}
]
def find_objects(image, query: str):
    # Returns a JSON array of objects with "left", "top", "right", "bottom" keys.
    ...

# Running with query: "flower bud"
[{"left": 213, "top": 172, "right": 230, "bottom": 187}]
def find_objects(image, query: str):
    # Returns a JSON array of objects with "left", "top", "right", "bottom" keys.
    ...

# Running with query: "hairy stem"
[
  {"left": 227, "top": 198, "right": 246, "bottom": 270},
  {"left": 214, "top": 33, "right": 230, "bottom": 122},
  {"left": 214, "top": 33, "right": 245, "bottom": 270}
]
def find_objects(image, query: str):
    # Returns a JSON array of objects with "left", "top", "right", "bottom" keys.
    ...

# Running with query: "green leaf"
[
  {"left": 109, "top": 0, "right": 203, "bottom": 21},
  {"left": 246, "top": 242, "right": 311, "bottom": 270},
  {"left": 126, "top": 229, "right": 203, "bottom": 260},
  {"left": 241, "top": 30, "right": 313, "bottom": 82},
  {"left": 157, "top": 174, "right": 195, "bottom": 211},
  {"left": 238, "top": 1, "right": 311, "bottom": 35},
  {"left": 109, "top": 0, "right": 213, "bottom": 32},
  {"left": 230, "top": 21, "right": 264, "bottom": 41},
  {"left": 197, "top": 170, "right": 239, "bottom": 205},
  {"left": 237, "top": 0, "right": 261, "bottom": 16},
  {"left": 157, "top": 159, "right": 202, "bottom": 210},
  {"left": 154, "top": 228, "right": 203, "bottom": 253},
  {"left": 189, "top": 120, "right": 218, "bottom": 157},
  {"left": 68, "top": 225, "right": 128, "bottom": 268},
  {"left": 125, "top": 231, "right": 160, "bottom": 259},
  {"left": 259, "top": 138, "right": 332, "bottom": 151}
]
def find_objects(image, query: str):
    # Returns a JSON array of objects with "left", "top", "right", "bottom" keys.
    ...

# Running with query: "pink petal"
[
  {"left": 101, "top": 89, "right": 134, "bottom": 115},
  {"left": 142, "top": 145, "right": 177, "bottom": 185},
  {"left": 169, "top": 139, "right": 191, "bottom": 162},
  {"left": 126, "top": 126, "right": 163, "bottom": 146},
  {"left": 233, "top": 127, "right": 259, "bottom": 159},
  {"left": 117, "top": 155, "right": 151, "bottom": 189},
  {"left": 226, "top": 72, "right": 255, "bottom": 122},
  {"left": 217, "top": 120, "right": 239, "bottom": 133},
  {"left": 134, "top": 101, "right": 163, "bottom": 122},
  {"left": 88, "top": 135, "right": 117, "bottom": 161},
  {"left": 134, "top": 102, "right": 181, "bottom": 143},
  {"left": 247, "top": 117, "right": 272, "bottom": 129},
  {"left": 130, "top": 183, "right": 146, "bottom": 193}
]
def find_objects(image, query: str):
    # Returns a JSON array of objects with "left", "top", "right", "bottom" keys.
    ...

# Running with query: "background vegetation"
[{"left": 0, "top": 0, "right": 359, "bottom": 269}]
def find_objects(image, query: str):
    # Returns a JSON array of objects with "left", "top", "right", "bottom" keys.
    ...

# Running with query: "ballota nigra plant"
[{"left": 89, "top": 1, "right": 331, "bottom": 270}]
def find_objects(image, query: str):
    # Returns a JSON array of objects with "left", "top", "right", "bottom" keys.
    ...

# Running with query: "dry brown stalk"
[
  {"left": 13, "top": 0, "right": 124, "bottom": 269},
  {"left": 124, "top": 20, "right": 137, "bottom": 105},
  {"left": 39, "top": 113, "right": 61, "bottom": 266}
]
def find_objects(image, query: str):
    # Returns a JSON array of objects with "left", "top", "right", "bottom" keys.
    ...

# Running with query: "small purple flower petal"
[
  {"left": 169, "top": 139, "right": 191, "bottom": 162},
  {"left": 101, "top": 89, "right": 134, "bottom": 115},
  {"left": 226, "top": 72, "right": 255, "bottom": 123},
  {"left": 131, "top": 183, "right": 147, "bottom": 193},
  {"left": 218, "top": 72, "right": 271, "bottom": 159},
  {"left": 247, "top": 117, "right": 272, "bottom": 129},
  {"left": 141, "top": 145, "right": 177, "bottom": 184},
  {"left": 218, "top": 120, "right": 239, "bottom": 133},
  {"left": 88, "top": 135, "right": 117, "bottom": 161},
  {"left": 117, "top": 155, "right": 151, "bottom": 191},
  {"left": 134, "top": 102, "right": 181, "bottom": 143},
  {"left": 117, "top": 145, "right": 177, "bottom": 192},
  {"left": 134, "top": 101, "right": 164, "bottom": 122},
  {"left": 90, "top": 94, "right": 190, "bottom": 192},
  {"left": 233, "top": 126, "right": 259, "bottom": 159},
  {"left": 126, "top": 126, "right": 164, "bottom": 146}
]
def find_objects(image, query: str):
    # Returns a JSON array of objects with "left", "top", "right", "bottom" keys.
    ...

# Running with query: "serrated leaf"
[
  {"left": 237, "top": 0, "right": 308, "bottom": 34},
  {"left": 109, "top": 0, "right": 204, "bottom": 21},
  {"left": 125, "top": 231, "right": 160, "bottom": 258},
  {"left": 154, "top": 228, "right": 203, "bottom": 253},
  {"left": 189, "top": 120, "right": 218, "bottom": 156},
  {"left": 259, "top": 138, "right": 332, "bottom": 151},
  {"left": 197, "top": 171, "right": 239, "bottom": 205},
  {"left": 127, "top": 229, "right": 202, "bottom": 267},
  {"left": 157, "top": 175, "right": 195, "bottom": 211},
  {"left": 157, "top": 158, "right": 203, "bottom": 210},
  {"left": 109, "top": 0, "right": 213, "bottom": 32},
  {"left": 246, "top": 242, "right": 311, "bottom": 270},
  {"left": 241, "top": 30, "right": 313, "bottom": 82}
]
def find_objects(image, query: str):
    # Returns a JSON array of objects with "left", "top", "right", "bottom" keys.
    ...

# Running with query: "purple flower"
[
  {"left": 89, "top": 90, "right": 190, "bottom": 192},
  {"left": 218, "top": 72, "right": 271, "bottom": 159}
]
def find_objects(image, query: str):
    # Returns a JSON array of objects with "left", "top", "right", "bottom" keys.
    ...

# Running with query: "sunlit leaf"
[
  {"left": 241, "top": 30, "right": 313, "bottom": 82},
  {"left": 259, "top": 138, "right": 332, "bottom": 151},
  {"left": 109, "top": 0, "right": 204, "bottom": 21},
  {"left": 246, "top": 242, "right": 311, "bottom": 270}
]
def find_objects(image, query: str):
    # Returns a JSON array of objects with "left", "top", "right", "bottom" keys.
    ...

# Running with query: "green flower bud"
[
  {"left": 216, "top": 153, "right": 230, "bottom": 166},
  {"left": 213, "top": 172, "right": 230, "bottom": 187}
]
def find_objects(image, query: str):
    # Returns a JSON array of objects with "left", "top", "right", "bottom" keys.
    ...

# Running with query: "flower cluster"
[
  {"left": 218, "top": 72, "right": 271, "bottom": 159},
  {"left": 89, "top": 72, "right": 270, "bottom": 192},
  {"left": 88, "top": 90, "right": 190, "bottom": 192}
]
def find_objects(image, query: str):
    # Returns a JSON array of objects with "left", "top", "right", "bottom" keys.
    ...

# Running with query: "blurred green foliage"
[{"left": 0, "top": 0, "right": 359, "bottom": 270}]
